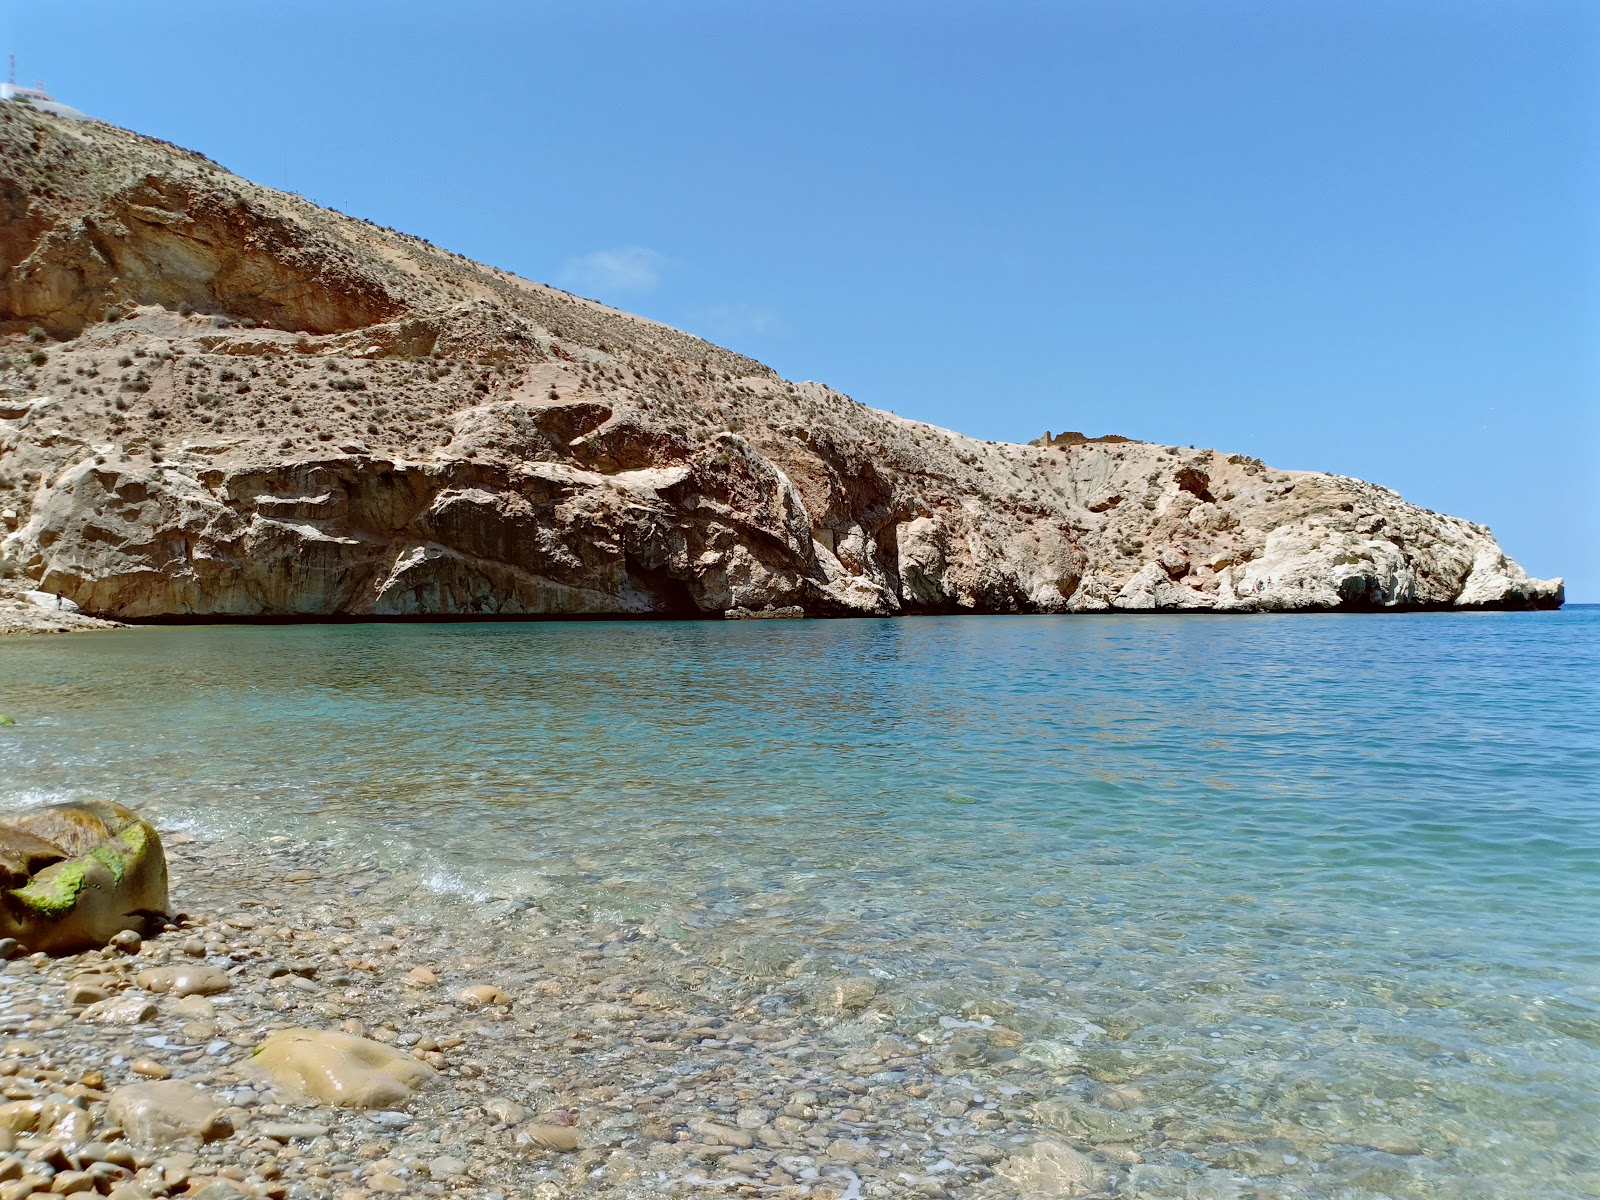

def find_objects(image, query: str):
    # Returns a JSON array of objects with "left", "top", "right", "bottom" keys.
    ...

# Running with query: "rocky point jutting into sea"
[{"left": 0, "top": 105, "right": 1562, "bottom": 623}]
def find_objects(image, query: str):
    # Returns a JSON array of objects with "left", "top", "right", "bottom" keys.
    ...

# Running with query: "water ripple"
[{"left": 1, "top": 608, "right": 1597, "bottom": 1195}]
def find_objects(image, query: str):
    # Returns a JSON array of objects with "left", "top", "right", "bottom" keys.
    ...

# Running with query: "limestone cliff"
[{"left": 0, "top": 106, "right": 1563, "bottom": 619}]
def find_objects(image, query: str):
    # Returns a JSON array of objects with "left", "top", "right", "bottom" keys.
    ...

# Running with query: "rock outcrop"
[
  {"left": 0, "top": 800, "right": 168, "bottom": 954},
  {"left": 0, "top": 106, "right": 1562, "bottom": 617}
]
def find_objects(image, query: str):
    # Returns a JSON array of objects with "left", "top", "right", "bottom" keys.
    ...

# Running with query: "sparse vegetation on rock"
[{"left": 0, "top": 106, "right": 1562, "bottom": 621}]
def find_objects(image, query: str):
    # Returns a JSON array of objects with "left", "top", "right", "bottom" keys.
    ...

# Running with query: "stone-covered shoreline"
[{"left": 0, "top": 831, "right": 1100, "bottom": 1200}]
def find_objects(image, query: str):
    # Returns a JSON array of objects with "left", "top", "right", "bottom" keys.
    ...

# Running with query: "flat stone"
[
  {"left": 691, "top": 1119, "right": 754, "bottom": 1149},
  {"left": 169, "top": 995, "right": 215, "bottom": 1018},
  {"left": 187, "top": 1184, "right": 247, "bottom": 1200},
  {"left": 135, "top": 966, "right": 230, "bottom": 997},
  {"left": 251, "top": 1029, "right": 433, "bottom": 1109},
  {"left": 522, "top": 1123, "right": 579, "bottom": 1152},
  {"left": 254, "top": 1123, "right": 330, "bottom": 1142},
  {"left": 1033, "top": 1095, "right": 1142, "bottom": 1144},
  {"left": 48, "top": 1169, "right": 97, "bottom": 1194},
  {"left": 78, "top": 996, "right": 157, "bottom": 1025},
  {"left": 64, "top": 980, "right": 111, "bottom": 1007},
  {"left": 107, "top": 1081, "right": 233, "bottom": 1149},
  {"left": 78, "top": 1143, "right": 135, "bottom": 1169},
  {"left": 995, "top": 1138, "right": 1102, "bottom": 1198},
  {"left": 831, "top": 977, "right": 879, "bottom": 1012},
  {"left": 427, "top": 1156, "right": 467, "bottom": 1179}
]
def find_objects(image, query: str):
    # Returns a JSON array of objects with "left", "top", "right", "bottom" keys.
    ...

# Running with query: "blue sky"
[{"left": 8, "top": 1, "right": 1596, "bottom": 598}]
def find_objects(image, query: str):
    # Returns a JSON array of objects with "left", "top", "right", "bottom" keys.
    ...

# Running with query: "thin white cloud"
[
  {"left": 556, "top": 247, "right": 665, "bottom": 296},
  {"left": 697, "top": 303, "right": 784, "bottom": 339}
]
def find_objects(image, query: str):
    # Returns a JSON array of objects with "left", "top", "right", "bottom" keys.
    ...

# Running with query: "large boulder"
[{"left": 0, "top": 801, "right": 168, "bottom": 955}]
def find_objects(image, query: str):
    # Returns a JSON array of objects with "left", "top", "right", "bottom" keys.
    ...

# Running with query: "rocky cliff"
[{"left": 0, "top": 106, "right": 1563, "bottom": 619}]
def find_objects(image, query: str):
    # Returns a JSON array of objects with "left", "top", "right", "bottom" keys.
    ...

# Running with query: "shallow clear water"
[{"left": 2, "top": 609, "right": 1597, "bottom": 1196}]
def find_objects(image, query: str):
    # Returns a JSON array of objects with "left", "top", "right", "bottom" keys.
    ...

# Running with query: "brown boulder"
[{"left": 0, "top": 802, "right": 167, "bottom": 955}]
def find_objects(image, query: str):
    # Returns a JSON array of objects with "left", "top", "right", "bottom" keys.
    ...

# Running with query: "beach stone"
[
  {"left": 254, "top": 1122, "right": 329, "bottom": 1142},
  {"left": 995, "top": 1138, "right": 1102, "bottom": 1198},
  {"left": 427, "top": 1156, "right": 467, "bottom": 1179},
  {"left": 0, "top": 802, "right": 167, "bottom": 956},
  {"left": 47, "top": 1169, "right": 96, "bottom": 1193},
  {"left": 107, "top": 1081, "right": 233, "bottom": 1148},
  {"left": 64, "top": 979, "right": 111, "bottom": 1007},
  {"left": 170, "top": 995, "right": 216, "bottom": 1018},
  {"left": 78, "top": 996, "right": 157, "bottom": 1025},
  {"left": 108, "top": 930, "right": 142, "bottom": 954},
  {"left": 135, "top": 966, "right": 230, "bottom": 997},
  {"left": 522, "top": 1124, "right": 579, "bottom": 1152},
  {"left": 457, "top": 984, "right": 509, "bottom": 1008},
  {"left": 691, "top": 1119, "right": 754, "bottom": 1149},
  {"left": 831, "top": 977, "right": 878, "bottom": 1012},
  {"left": 78, "top": 1144, "right": 134, "bottom": 1169},
  {"left": 251, "top": 1029, "right": 434, "bottom": 1109},
  {"left": 51, "top": 1106, "right": 94, "bottom": 1152},
  {"left": 0, "top": 1098, "right": 65, "bottom": 1134},
  {"left": 1033, "top": 1095, "right": 1143, "bottom": 1144},
  {"left": 482, "top": 1097, "right": 526, "bottom": 1125},
  {"left": 129, "top": 1060, "right": 170, "bottom": 1080},
  {"left": 825, "top": 1138, "right": 874, "bottom": 1162}
]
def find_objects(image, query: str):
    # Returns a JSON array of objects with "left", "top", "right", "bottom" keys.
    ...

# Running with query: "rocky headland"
[{"left": 0, "top": 104, "right": 1562, "bottom": 624}]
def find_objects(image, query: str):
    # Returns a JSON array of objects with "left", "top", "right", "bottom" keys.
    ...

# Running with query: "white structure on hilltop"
[
  {"left": 0, "top": 82, "right": 53, "bottom": 103},
  {"left": 1, "top": 58, "right": 88, "bottom": 121}
]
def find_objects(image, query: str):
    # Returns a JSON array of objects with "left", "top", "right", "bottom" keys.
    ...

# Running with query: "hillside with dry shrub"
[{"left": 0, "top": 105, "right": 1562, "bottom": 619}]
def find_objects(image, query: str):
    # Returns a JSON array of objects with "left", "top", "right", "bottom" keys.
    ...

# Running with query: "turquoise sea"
[{"left": 1, "top": 609, "right": 1596, "bottom": 1197}]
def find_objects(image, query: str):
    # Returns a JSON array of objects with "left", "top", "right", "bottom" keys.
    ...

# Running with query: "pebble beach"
[{"left": 0, "top": 831, "right": 1082, "bottom": 1200}]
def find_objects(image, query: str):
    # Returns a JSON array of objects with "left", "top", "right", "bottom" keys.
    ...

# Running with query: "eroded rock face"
[
  {"left": 0, "top": 108, "right": 1562, "bottom": 618},
  {"left": 0, "top": 801, "right": 167, "bottom": 954},
  {"left": 251, "top": 1028, "right": 434, "bottom": 1108}
]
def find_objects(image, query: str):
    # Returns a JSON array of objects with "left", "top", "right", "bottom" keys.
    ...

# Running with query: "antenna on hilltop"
[{"left": 8, "top": 55, "right": 15, "bottom": 86}]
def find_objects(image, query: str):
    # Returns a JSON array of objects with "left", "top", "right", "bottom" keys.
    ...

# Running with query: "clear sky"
[{"left": 8, "top": 1, "right": 1597, "bottom": 598}]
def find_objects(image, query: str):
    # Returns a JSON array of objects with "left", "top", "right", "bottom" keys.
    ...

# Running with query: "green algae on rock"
[{"left": 0, "top": 801, "right": 168, "bottom": 954}]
